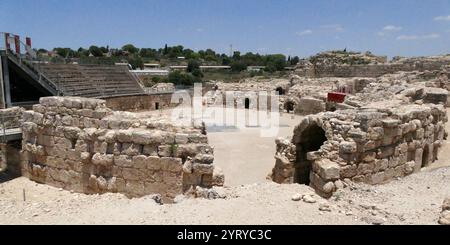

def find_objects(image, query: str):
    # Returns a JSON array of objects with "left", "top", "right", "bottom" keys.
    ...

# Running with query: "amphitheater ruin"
[{"left": 1, "top": 34, "right": 450, "bottom": 222}]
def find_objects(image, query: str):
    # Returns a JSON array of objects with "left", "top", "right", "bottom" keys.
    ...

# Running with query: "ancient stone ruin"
[
  {"left": 272, "top": 103, "right": 447, "bottom": 197},
  {"left": 20, "top": 96, "right": 224, "bottom": 201}
]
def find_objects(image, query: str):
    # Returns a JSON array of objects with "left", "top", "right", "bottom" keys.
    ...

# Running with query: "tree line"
[{"left": 37, "top": 44, "right": 300, "bottom": 72}]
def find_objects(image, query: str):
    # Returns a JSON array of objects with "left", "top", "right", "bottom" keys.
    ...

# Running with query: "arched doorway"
[
  {"left": 422, "top": 145, "right": 430, "bottom": 168},
  {"left": 284, "top": 101, "right": 295, "bottom": 113},
  {"left": 295, "top": 123, "right": 327, "bottom": 184},
  {"left": 276, "top": 87, "right": 285, "bottom": 95},
  {"left": 245, "top": 98, "right": 250, "bottom": 109}
]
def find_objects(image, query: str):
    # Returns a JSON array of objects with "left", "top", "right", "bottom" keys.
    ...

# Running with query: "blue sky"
[{"left": 1, "top": 0, "right": 450, "bottom": 58}]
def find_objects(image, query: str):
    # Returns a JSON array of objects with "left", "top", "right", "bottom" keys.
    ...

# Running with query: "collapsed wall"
[
  {"left": 271, "top": 103, "right": 447, "bottom": 197},
  {"left": 21, "top": 97, "right": 224, "bottom": 201}
]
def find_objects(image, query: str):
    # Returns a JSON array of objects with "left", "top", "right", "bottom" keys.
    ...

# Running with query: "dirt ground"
[{"left": 0, "top": 108, "right": 449, "bottom": 225}]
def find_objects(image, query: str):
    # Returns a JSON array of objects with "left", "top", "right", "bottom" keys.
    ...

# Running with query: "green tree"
[
  {"left": 89, "top": 46, "right": 103, "bottom": 57},
  {"left": 187, "top": 59, "right": 200, "bottom": 73},
  {"left": 290, "top": 56, "right": 300, "bottom": 66},
  {"left": 127, "top": 54, "right": 144, "bottom": 69},
  {"left": 230, "top": 60, "right": 247, "bottom": 72},
  {"left": 122, "top": 44, "right": 139, "bottom": 54}
]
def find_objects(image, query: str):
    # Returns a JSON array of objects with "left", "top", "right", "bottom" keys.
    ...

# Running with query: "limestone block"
[
  {"left": 132, "top": 130, "right": 164, "bottom": 145},
  {"left": 40, "top": 97, "right": 63, "bottom": 107},
  {"left": 175, "top": 133, "right": 189, "bottom": 144},
  {"left": 132, "top": 155, "right": 148, "bottom": 169},
  {"left": 146, "top": 156, "right": 162, "bottom": 170},
  {"left": 161, "top": 157, "right": 183, "bottom": 172},
  {"left": 316, "top": 159, "right": 340, "bottom": 180},
  {"left": 194, "top": 154, "right": 214, "bottom": 164},
  {"left": 143, "top": 144, "right": 158, "bottom": 156},
  {"left": 192, "top": 162, "right": 214, "bottom": 175},
  {"left": 339, "top": 141, "right": 357, "bottom": 154},
  {"left": 373, "top": 159, "right": 388, "bottom": 172},
  {"left": 116, "top": 130, "right": 133, "bottom": 142},
  {"left": 61, "top": 115, "right": 73, "bottom": 126},
  {"left": 357, "top": 162, "right": 374, "bottom": 175},
  {"left": 188, "top": 134, "right": 208, "bottom": 144},
  {"left": 91, "top": 153, "right": 114, "bottom": 166},
  {"left": 122, "top": 168, "right": 142, "bottom": 181},
  {"left": 404, "top": 161, "right": 416, "bottom": 175},
  {"left": 340, "top": 165, "right": 357, "bottom": 178},
  {"left": 114, "top": 155, "right": 133, "bottom": 168}
]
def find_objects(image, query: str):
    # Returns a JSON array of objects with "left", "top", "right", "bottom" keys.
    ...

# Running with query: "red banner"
[
  {"left": 14, "top": 35, "right": 20, "bottom": 54},
  {"left": 26, "top": 37, "right": 32, "bottom": 55},
  {"left": 4, "top": 33, "right": 10, "bottom": 50},
  {"left": 327, "top": 92, "right": 347, "bottom": 103}
]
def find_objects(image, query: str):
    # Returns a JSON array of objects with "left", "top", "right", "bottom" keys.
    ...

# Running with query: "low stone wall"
[
  {"left": 21, "top": 97, "right": 224, "bottom": 201},
  {"left": 104, "top": 93, "right": 173, "bottom": 112},
  {"left": 271, "top": 104, "right": 447, "bottom": 197},
  {"left": 0, "top": 107, "right": 24, "bottom": 129}
]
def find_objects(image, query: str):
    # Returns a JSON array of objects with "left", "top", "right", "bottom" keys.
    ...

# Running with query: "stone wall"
[
  {"left": 0, "top": 107, "right": 24, "bottom": 129},
  {"left": 21, "top": 97, "right": 224, "bottom": 202},
  {"left": 271, "top": 104, "right": 447, "bottom": 197},
  {"left": 104, "top": 93, "right": 173, "bottom": 112},
  {"left": 296, "top": 61, "right": 449, "bottom": 78}
]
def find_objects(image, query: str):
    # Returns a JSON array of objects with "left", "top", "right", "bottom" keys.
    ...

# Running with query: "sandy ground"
[
  {"left": 207, "top": 111, "right": 301, "bottom": 186},
  {"left": 0, "top": 108, "right": 449, "bottom": 225}
]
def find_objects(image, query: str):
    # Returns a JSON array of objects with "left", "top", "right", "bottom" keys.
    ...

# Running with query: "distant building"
[
  {"left": 247, "top": 66, "right": 265, "bottom": 72},
  {"left": 130, "top": 69, "right": 169, "bottom": 76},
  {"left": 144, "top": 63, "right": 161, "bottom": 69}
]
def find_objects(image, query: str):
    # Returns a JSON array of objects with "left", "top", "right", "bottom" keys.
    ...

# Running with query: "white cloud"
[
  {"left": 296, "top": 29, "right": 312, "bottom": 36},
  {"left": 434, "top": 15, "right": 450, "bottom": 21},
  {"left": 397, "top": 33, "right": 440, "bottom": 40},
  {"left": 320, "top": 24, "right": 344, "bottom": 32},
  {"left": 397, "top": 35, "right": 418, "bottom": 40},
  {"left": 383, "top": 25, "right": 402, "bottom": 31},
  {"left": 423, "top": 33, "right": 441, "bottom": 39}
]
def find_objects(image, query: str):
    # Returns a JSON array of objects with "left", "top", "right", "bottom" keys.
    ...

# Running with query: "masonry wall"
[
  {"left": 296, "top": 61, "right": 448, "bottom": 78},
  {"left": 104, "top": 93, "right": 173, "bottom": 112},
  {"left": 271, "top": 104, "right": 447, "bottom": 197},
  {"left": 0, "top": 107, "right": 24, "bottom": 128},
  {"left": 21, "top": 97, "right": 223, "bottom": 202}
]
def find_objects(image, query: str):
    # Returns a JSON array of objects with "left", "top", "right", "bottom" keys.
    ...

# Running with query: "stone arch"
[
  {"left": 276, "top": 87, "right": 285, "bottom": 95},
  {"left": 245, "top": 98, "right": 250, "bottom": 109},
  {"left": 284, "top": 100, "right": 295, "bottom": 113},
  {"left": 293, "top": 121, "right": 328, "bottom": 185}
]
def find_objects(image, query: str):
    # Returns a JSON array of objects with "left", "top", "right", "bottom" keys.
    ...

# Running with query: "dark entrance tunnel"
[
  {"left": 276, "top": 87, "right": 285, "bottom": 95},
  {"left": 6, "top": 59, "right": 52, "bottom": 104},
  {"left": 245, "top": 98, "right": 250, "bottom": 109},
  {"left": 285, "top": 101, "right": 295, "bottom": 113},
  {"left": 295, "top": 124, "right": 327, "bottom": 185}
]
